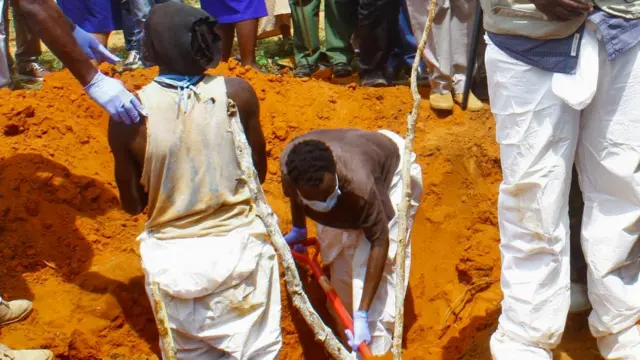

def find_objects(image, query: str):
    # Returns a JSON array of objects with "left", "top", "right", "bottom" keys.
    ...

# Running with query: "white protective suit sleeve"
[
  {"left": 316, "top": 130, "right": 424, "bottom": 357},
  {"left": 485, "top": 24, "right": 640, "bottom": 360},
  {"left": 405, "top": 0, "right": 476, "bottom": 94},
  {"left": 140, "top": 220, "right": 282, "bottom": 360},
  {"left": 0, "top": 0, "right": 12, "bottom": 89}
]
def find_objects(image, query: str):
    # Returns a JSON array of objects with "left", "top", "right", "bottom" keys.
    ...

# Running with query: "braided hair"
[{"left": 285, "top": 140, "right": 336, "bottom": 188}]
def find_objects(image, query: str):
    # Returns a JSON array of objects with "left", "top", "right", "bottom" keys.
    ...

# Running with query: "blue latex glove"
[
  {"left": 72, "top": 26, "right": 120, "bottom": 64},
  {"left": 284, "top": 227, "right": 308, "bottom": 253},
  {"left": 85, "top": 72, "right": 147, "bottom": 124},
  {"left": 284, "top": 227, "right": 307, "bottom": 244},
  {"left": 345, "top": 310, "right": 371, "bottom": 352}
]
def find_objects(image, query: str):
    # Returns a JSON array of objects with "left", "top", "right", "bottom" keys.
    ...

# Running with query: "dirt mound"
[{"left": 0, "top": 61, "right": 599, "bottom": 359}]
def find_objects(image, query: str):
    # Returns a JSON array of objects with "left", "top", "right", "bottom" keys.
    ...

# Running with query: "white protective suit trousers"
[
  {"left": 486, "top": 25, "right": 640, "bottom": 360},
  {"left": 316, "top": 130, "right": 424, "bottom": 356},
  {"left": 0, "top": 0, "right": 11, "bottom": 88},
  {"left": 138, "top": 220, "right": 282, "bottom": 360},
  {"left": 406, "top": 0, "right": 476, "bottom": 94}
]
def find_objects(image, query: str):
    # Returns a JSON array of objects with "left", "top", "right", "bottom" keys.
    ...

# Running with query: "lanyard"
[{"left": 154, "top": 74, "right": 204, "bottom": 114}]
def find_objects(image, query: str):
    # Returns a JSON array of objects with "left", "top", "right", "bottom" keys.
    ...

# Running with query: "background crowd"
[{"left": 0, "top": 0, "right": 486, "bottom": 111}]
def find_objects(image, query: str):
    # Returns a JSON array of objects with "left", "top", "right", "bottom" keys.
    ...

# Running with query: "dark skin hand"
[
  {"left": 531, "top": 0, "right": 593, "bottom": 21},
  {"left": 16, "top": 0, "right": 98, "bottom": 86},
  {"left": 294, "top": 172, "right": 388, "bottom": 313},
  {"left": 108, "top": 77, "right": 267, "bottom": 215}
]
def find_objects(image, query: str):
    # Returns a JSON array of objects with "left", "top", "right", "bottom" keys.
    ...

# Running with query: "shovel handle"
[{"left": 289, "top": 238, "right": 374, "bottom": 359}]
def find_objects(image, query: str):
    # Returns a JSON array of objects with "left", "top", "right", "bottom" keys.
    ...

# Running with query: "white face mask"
[{"left": 298, "top": 175, "right": 341, "bottom": 213}]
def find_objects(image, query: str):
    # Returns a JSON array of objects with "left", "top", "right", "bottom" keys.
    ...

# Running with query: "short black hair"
[{"left": 285, "top": 140, "right": 336, "bottom": 188}]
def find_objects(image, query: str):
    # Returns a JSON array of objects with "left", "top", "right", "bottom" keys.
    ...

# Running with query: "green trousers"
[{"left": 289, "top": 0, "right": 357, "bottom": 66}]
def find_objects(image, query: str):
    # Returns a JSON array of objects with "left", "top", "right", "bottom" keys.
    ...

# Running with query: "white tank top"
[{"left": 137, "top": 76, "right": 255, "bottom": 240}]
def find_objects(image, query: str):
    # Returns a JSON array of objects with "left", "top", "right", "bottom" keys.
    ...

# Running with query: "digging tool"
[
  {"left": 296, "top": 0, "right": 314, "bottom": 59},
  {"left": 461, "top": 4, "right": 484, "bottom": 110},
  {"left": 289, "top": 238, "right": 374, "bottom": 359}
]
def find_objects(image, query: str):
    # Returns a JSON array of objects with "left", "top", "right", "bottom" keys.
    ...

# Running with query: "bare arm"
[
  {"left": 290, "top": 199, "right": 307, "bottom": 229},
  {"left": 359, "top": 188, "right": 391, "bottom": 312},
  {"left": 16, "top": 0, "right": 97, "bottom": 86},
  {"left": 107, "top": 119, "right": 148, "bottom": 215},
  {"left": 226, "top": 78, "right": 267, "bottom": 183}
]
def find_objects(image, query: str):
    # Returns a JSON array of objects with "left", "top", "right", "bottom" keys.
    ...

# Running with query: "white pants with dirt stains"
[
  {"left": 138, "top": 219, "right": 282, "bottom": 360},
  {"left": 486, "top": 23, "right": 640, "bottom": 360},
  {"left": 405, "top": 0, "right": 476, "bottom": 94},
  {"left": 316, "top": 130, "right": 423, "bottom": 357}
]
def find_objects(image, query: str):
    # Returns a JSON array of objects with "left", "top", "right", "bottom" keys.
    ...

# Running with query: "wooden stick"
[
  {"left": 392, "top": 1, "right": 437, "bottom": 359},
  {"left": 226, "top": 100, "right": 350, "bottom": 359},
  {"left": 296, "top": 0, "right": 314, "bottom": 57},
  {"left": 151, "top": 282, "right": 177, "bottom": 360}
]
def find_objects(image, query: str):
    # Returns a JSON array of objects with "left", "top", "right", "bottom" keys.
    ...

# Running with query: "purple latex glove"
[
  {"left": 284, "top": 227, "right": 307, "bottom": 253},
  {"left": 85, "top": 72, "right": 147, "bottom": 124},
  {"left": 345, "top": 310, "right": 371, "bottom": 351},
  {"left": 284, "top": 226, "right": 307, "bottom": 244},
  {"left": 72, "top": 26, "right": 120, "bottom": 64}
]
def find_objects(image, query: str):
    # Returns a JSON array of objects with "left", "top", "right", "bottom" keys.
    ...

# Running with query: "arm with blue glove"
[
  {"left": 284, "top": 198, "right": 308, "bottom": 252},
  {"left": 71, "top": 25, "right": 121, "bottom": 64},
  {"left": 345, "top": 200, "right": 390, "bottom": 353},
  {"left": 15, "top": 0, "right": 147, "bottom": 124}
]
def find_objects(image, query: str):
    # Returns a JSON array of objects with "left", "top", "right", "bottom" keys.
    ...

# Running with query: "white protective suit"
[
  {"left": 486, "top": 22, "right": 640, "bottom": 359},
  {"left": 139, "top": 219, "right": 282, "bottom": 360},
  {"left": 0, "top": 0, "right": 12, "bottom": 88},
  {"left": 316, "top": 130, "right": 423, "bottom": 356}
]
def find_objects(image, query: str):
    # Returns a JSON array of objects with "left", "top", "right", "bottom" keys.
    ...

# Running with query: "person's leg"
[
  {"left": 390, "top": 1, "right": 428, "bottom": 84},
  {"left": 472, "top": 29, "right": 489, "bottom": 101},
  {"left": 143, "top": 282, "right": 219, "bottom": 359},
  {"left": 449, "top": 0, "right": 474, "bottom": 95},
  {"left": 121, "top": 0, "right": 136, "bottom": 52},
  {"left": 416, "top": 0, "right": 451, "bottom": 94},
  {"left": 289, "top": 0, "right": 321, "bottom": 75},
  {"left": 0, "top": 0, "right": 10, "bottom": 88},
  {"left": 352, "top": 236, "right": 394, "bottom": 355},
  {"left": 575, "top": 34, "right": 640, "bottom": 359},
  {"left": 449, "top": 0, "right": 482, "bottom": 110},
  {"left": 216, "top": 23, "right": 236, "bottom": 62},
  {"left": 316, "top": 224, "right": 358, "bottom": 344},
  {"left": 357, "top": 0, "right": 400, "bottom": 86},
  {"left": 406, "top": 0, "right": 455, "bottom": 108},
  {"left": 568, "top": 165, "right": 590, "bottom": 313},
  {"left": 129, "top": 0, "right": 151, "bottom": 54},
  {"left": 124, "top": 0, "right": 151, "bottom": 69},
  {"left": 9, "top": 0, "right": 49, "bottom": 81},
  {"left": 276, "top": 15, "right": 291, "bottom": 41},
  {"left": 239, "top": 244, "right": 282, "bottom": 359},
  {"left": 355, "top": 130, "right": 422, "bottom": 355},
  {"left": 327, "top": 236, "right": 356, "bottom": 343},
  {"left": 324, "top": 0, "right": 356, "bottom": 76},
  {"left": 485, "top": 40, "right": 580, "bottom": 359},
  {"left": 235, "top": 18, "right": 260, "bottom": 69},
  {"left": 397, "top": 2, "right": 416, "bottom": 69}
]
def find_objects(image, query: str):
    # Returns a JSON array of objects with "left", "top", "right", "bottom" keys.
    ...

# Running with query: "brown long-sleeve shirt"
[{"left": 280, "top": 129, "right": 400, "bottom": 244}]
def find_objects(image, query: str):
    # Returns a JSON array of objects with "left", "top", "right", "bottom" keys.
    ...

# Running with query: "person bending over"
[{"left": 281, "top": 129, "right": 423, "bottom": 356}]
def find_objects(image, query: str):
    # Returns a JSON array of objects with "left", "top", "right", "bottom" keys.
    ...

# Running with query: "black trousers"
[{"left": 357, "top": 0, "right": 400, "bottom": 75}]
